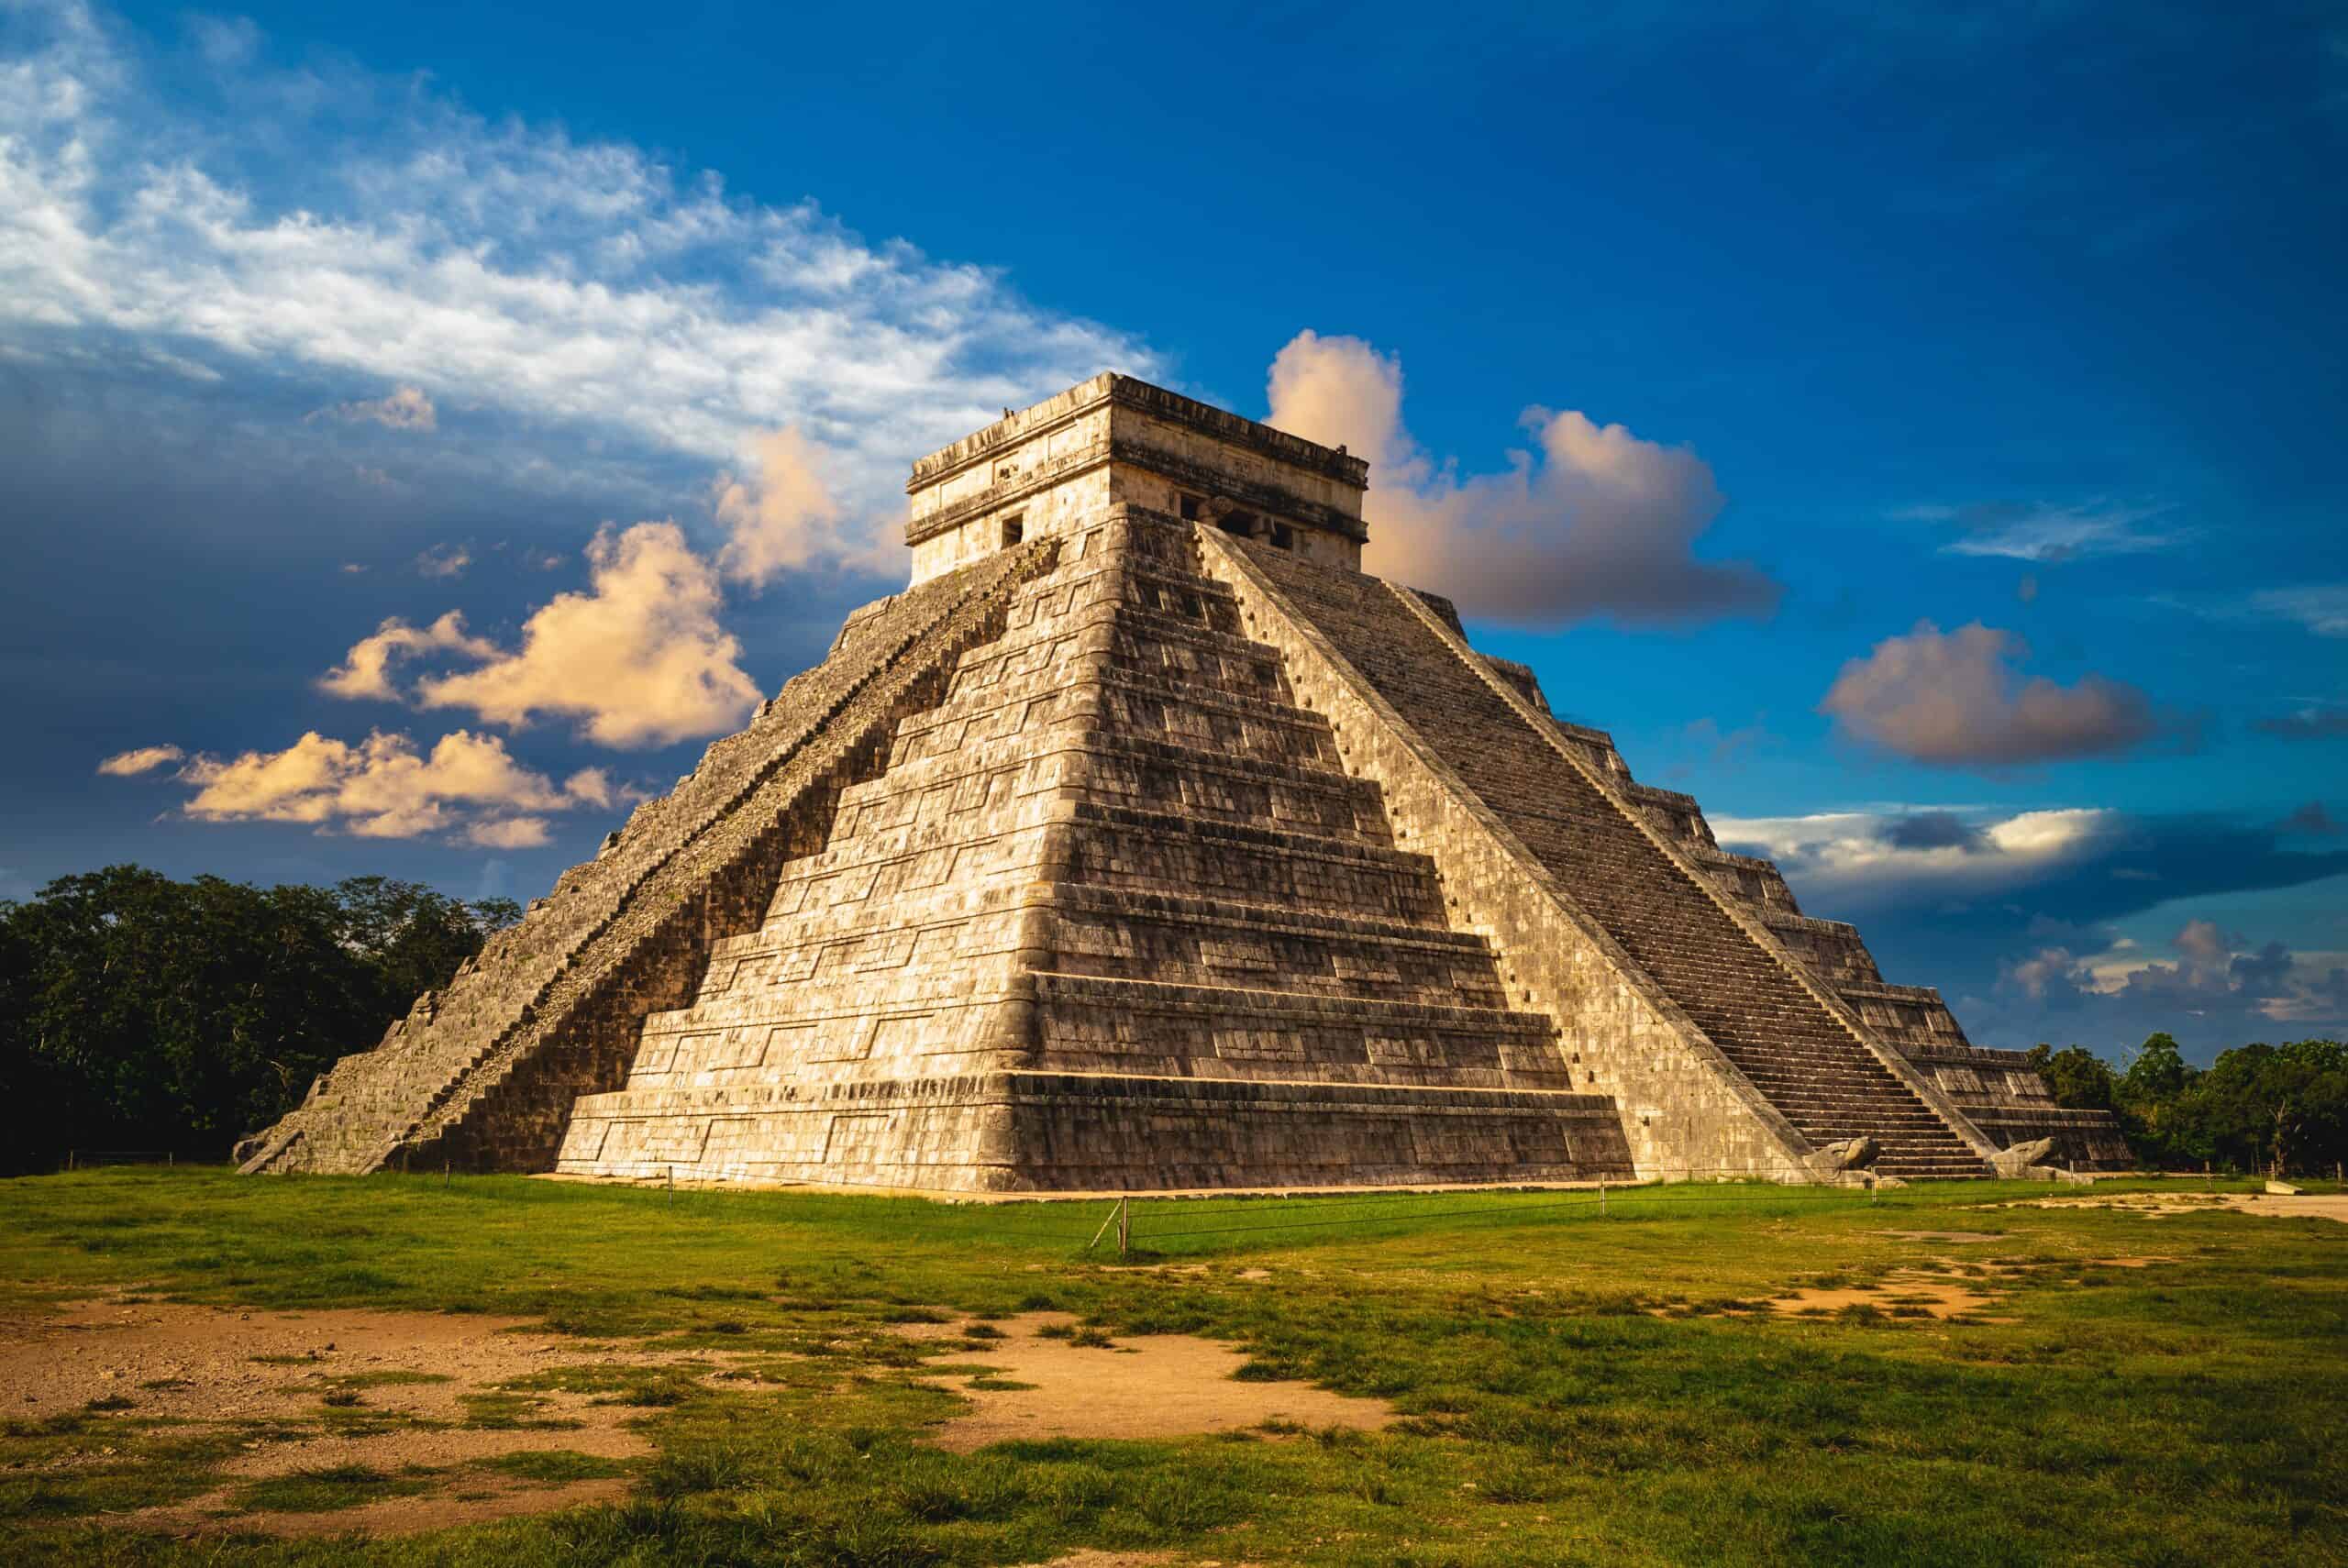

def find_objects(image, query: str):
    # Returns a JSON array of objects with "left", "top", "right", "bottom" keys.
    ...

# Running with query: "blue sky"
[{"left": 3, "top": 0, "right": 2343, "bottom": 1061}]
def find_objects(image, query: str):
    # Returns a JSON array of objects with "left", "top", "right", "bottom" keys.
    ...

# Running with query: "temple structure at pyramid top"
[
  {"left": 238, "top": 373, "right": 2126, "bottom": 1189},
  {"left": 903, "top": 373, "right": 1372, "bottom": 584}
]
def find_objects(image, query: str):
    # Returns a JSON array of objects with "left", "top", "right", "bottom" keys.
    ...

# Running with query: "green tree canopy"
[{"left": 0, "top": 866, "right": 517, "bottom": 1170}]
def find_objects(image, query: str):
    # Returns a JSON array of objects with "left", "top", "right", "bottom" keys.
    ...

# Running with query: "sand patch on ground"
[
  {"left": 911, "top": 1313, "right": 1390, "bottom": 1452},
  {"left": 1877, "top": 1231, "right": 2002, "bottom": 1242},
  {"left": 1768, "top": 1270, "right": 2008, "bottom": 1321},
  {"left": 0, "top": 1297, "right": 782, "bottom": 1535},
  {"left": 2010, "top": 1193, "right": 2348, "bottom": 1223}
]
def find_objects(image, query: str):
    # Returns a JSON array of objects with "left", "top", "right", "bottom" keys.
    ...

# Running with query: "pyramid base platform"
[{"left": 553, "top": 1071, "right": 1637, "bottom": 1192}]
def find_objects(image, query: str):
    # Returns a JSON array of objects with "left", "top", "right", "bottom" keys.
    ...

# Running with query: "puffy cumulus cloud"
[
  {"left": 416, "top": 522, "right": 760, "bottom": 748},
  {"left": 0, "top": 5, "right": 1157, "bottom": 569},
  {"left": 1262, "top": 332, "right": 1778, "bottom": 625},
  {"left": 172, "top": 728, "right": 611, "bottom": 843},
  {"left": 463, "top": 815, "right": 552, "bottom": 849},
  {"left": 1820, "top": 620, "right": 2163, "bottom": 767},
  {"left": 319, "top": 611, "right": 496, "bottom": 701},
  {"left": 1905, "top": 499, "right": 2184, "bottom": 562},
  {"left": 711, "top": 425, "right": 860, "bottom": 585},
  {"left": 94, "top": 743, "right": 183, "bottom": 776},
  {"left": 310, "top": 384, "right": 437, "bottom": 431}
]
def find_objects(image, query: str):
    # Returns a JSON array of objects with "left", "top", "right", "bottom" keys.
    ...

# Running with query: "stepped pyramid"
[{"left": 239, "top": 375, "right": 2128, "bottom": 1188}]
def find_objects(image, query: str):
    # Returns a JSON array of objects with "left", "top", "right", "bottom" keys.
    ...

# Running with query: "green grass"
[{"left": 0, "top": 1166, "right": 2340, "bottom": 1565}]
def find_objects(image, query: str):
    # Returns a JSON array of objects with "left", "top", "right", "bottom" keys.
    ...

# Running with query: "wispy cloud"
[
  {"left": 310, "top": 384, "right": 437, "bottom": 431},
  {"left": 1901, "top": 499, "right": 2185, "bottom": 562},
  {"left": 94, "top": 743, "right": 184, "bottom": 777},
  {"left": 2152, "top": 584, "right": 2348, "bottom": 640},
  {"left": 2251, "top": 585, "right": 2348, "bottom": 639},
  {"left": 0, "top": 0, "right": 1159, "bottom": 572},
  {"left": 2258, "top": 704, "right": 2348, "bottom": 740},
  {"left": 413, "top": 543, "right": 471, "bottom": 580}
]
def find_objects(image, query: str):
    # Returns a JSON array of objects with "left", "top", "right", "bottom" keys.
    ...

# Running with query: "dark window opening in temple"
[
  {"left": 1270, "top": 522, "right": 1294, "bottom": 550},
  {"left": 1178, "top": 493, "right": 1202, "bottom": 521},
  {"left": 1219, "top": 510, "right": 1257, "bottom": 538},
  {"left": 1000, "top": 514, "right": 1024, "bottom": 547}
]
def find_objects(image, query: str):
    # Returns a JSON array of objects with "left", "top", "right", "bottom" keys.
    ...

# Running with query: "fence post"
[
  {"left": 1599, "top": 1176, "right": 1607, "bottom": 1218},
  {"left": 443, "top": 1160, "right": 450, "bottom": 1188},
  {"left": 1085, "top": 1198, "right": 1122, "bottom": 1253},
  {"left": 1116, "top": 1196, "right": 1131, "bottom": 1259},
  {"left": 668, "top": 1166, "right": 675, "bottom": 1209}
]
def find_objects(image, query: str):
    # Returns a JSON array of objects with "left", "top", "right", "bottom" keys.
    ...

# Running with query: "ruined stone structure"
[{"left": 239, "top": 374, "right": 2129, "bottom": 1189}]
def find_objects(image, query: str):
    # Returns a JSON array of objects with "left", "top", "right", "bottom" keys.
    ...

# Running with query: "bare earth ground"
[
  {"left": 2012, "top": 1192, "right": 2348, "bottom": 1222},
  {"left": 0, "top": 1297, "right": 720, "bottom": 1535},
  {"left": 2, "top": 1295, "right": 1388, "bottom": 1535},
  {"left": 895, "top": 1312, "right": 1390, "bottom": 1452}
]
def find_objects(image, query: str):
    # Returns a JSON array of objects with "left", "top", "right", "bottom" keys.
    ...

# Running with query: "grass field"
[{"left": 0, "top": 1169, "right": 2341, "bottom": 1566}]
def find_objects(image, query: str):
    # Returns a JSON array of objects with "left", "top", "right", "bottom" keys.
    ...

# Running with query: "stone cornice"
[
  {"left": 903, "top": 432, "right": 1371, "bottom": 548},
  {"left": 907, "top": 372, "right": 1371, "bottom": 493}
]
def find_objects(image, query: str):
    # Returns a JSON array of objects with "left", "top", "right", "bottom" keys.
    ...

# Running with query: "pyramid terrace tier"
[
  {"left": 1202, "top": 521, "right": 2004, "bottom": 1178},
  {"left": 555, "top": 1071, "right": 1634, "bottom": 1191}
]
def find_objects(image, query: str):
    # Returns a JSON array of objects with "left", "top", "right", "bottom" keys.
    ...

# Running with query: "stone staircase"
[
  {"left": 1230, "top": 536, "right": 1988, "bottom": 1181},
  {"left": 237, "top": 541, "right": 1057, "bottom": 1175},
  {"left": 553, "top": 512, "right": 1632, "bottom": 1188}
]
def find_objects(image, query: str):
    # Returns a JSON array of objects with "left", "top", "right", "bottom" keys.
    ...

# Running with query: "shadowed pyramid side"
[{"left": 236, "top": 543, "right": 1058, "bottom": 1176}]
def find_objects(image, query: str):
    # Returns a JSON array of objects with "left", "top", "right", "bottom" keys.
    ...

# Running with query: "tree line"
[
  {"left": 0, "top": 866, "right": 517, "bottom": 1172},
  {"left": 2029, "top": 1032, "right": 2348, "bottom": 1177},
  {"left": 5, "top": 864, "right": 2342, "bottom": 1177}
]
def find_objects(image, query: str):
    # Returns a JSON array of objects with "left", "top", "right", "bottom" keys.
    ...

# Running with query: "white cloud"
[
  {"left": 311, "top": 383, "right": 437, "bottom": 431},
  {"left": 2252, "top": 585, "right": 2348, "bottom": 639},
  {"left": 174, "top": 728, "right": 612, "bottom": 841},
  {"left": 1911, "top": 499, "right": 2184, "bottom": 562},
  {"left": 0, "top": 4, "right": 1158, "bottom": 570},
  {"left": 415, "top": 521, "right": 760, "bottom": 748},
  {"left": 1263, "top": 331, "right": 1777, "bottom": 624},
  {"left": 1711, "top": 805, "right": 2115, "bottom": 911},
  {"left": 95, "top": 742, "right": 183, "bottom": 776},
  {"left": 319, "top": 610, "right": 498, "bottom": 701},
  {"left": 1820, "top": 620, "right": 2163, "bottom": 766},
  {"left": 464, "top": 815, "right": 552, "bottom": 849}
]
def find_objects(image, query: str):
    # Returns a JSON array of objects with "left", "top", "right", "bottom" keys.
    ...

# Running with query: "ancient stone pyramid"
[{"left": 239, "top": 375, "right": 2128, "bottom": 1189}]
